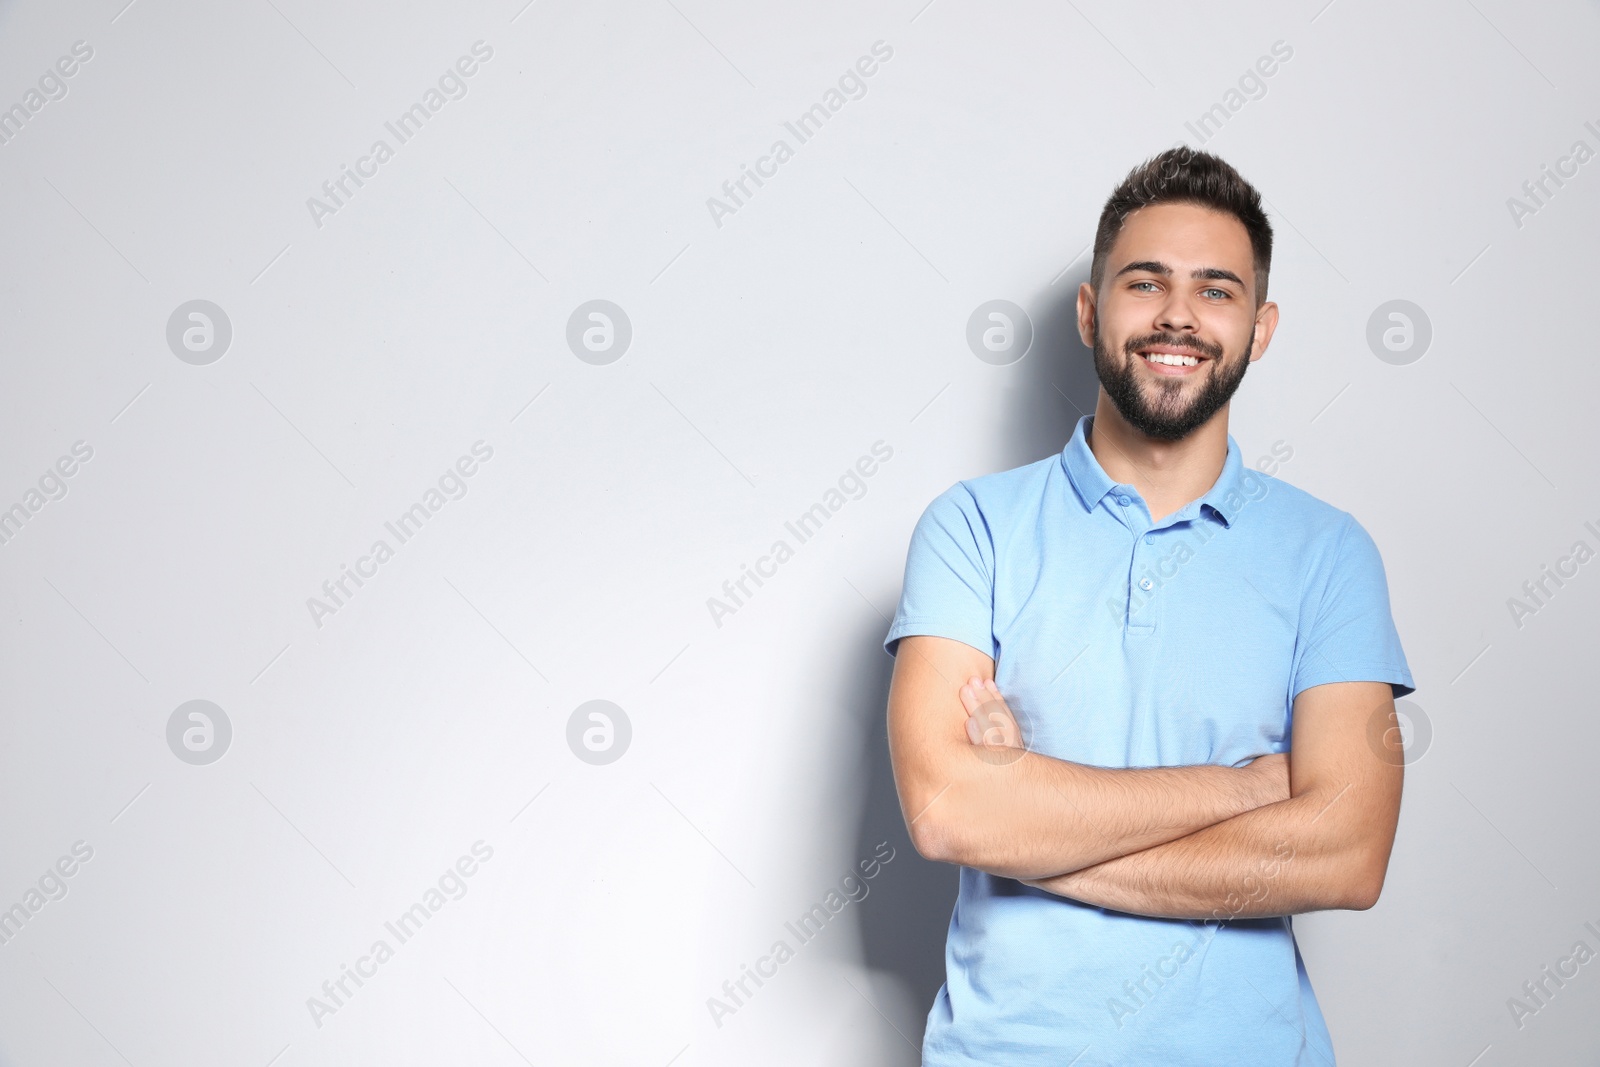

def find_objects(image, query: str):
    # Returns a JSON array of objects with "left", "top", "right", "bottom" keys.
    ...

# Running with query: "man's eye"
[
  {"left": 1202, "top": 287, "right": 1230, "bottom": 299},
  {"left": 1132, "top": 281, "right": 1159, "bottom": 292}
]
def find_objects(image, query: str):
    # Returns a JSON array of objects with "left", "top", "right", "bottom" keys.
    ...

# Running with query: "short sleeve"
[
  {"left": 1291, "top": 514, "right": 1415, "bottom": 700},
  {"left": 882, "top": 483, "right": 996, "bottom": 659}
]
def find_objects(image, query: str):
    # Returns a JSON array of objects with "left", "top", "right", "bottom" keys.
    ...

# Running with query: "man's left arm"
[{"left": 1021, "top": 680, "right": 1403, "bottom": 918}]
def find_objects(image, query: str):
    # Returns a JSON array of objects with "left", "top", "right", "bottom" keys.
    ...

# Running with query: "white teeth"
[{"left": 1143, "top": 352, "right": 1200, "bottom": 367}]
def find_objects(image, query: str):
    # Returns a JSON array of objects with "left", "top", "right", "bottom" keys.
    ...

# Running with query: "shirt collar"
[{"left": 1059, "top": 414, "right": 1248, "bottom": 528}]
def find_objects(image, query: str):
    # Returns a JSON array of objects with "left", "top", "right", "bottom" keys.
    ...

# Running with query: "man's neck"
[{"left": 1087, "top": 393, "right": 1230, "bottom": 524}]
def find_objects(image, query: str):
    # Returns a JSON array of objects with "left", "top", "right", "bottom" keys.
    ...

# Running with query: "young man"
[{"left": 883, "top": 149, "right": 1414, "bottom": 1065}]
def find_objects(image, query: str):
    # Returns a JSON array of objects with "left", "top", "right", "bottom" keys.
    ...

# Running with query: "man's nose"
[{"left": 1156, "top": 293, "right": 1199, "bottom": 333}]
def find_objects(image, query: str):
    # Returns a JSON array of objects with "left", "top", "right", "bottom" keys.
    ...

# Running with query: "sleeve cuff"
[
  {"left": 1292, "top": 665, "right": 1415, "bottom": 701},
  {"left": 883, "top": 616, "right": 995, "bottom": 660}
]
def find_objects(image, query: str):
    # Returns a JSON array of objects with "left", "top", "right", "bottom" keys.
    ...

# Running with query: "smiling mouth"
[{"left": 1136, "top": 345, "right": 1211, "bottom": 368}]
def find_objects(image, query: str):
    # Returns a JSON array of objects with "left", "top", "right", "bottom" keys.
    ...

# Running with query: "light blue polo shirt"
[{"left": 884, "top": 414, "right": 1414, "bottom": 1066}]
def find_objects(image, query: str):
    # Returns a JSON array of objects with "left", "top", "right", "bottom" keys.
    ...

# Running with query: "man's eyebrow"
[
  {"left": 1113, "top": 261, "right": 1248, "bottom": 288},
  {"left": 1194, "top": 267, "right": 1246, "bottom": 287},
  {"left": 1114, "top": 260, "right": 1171, "bottom": 278}
]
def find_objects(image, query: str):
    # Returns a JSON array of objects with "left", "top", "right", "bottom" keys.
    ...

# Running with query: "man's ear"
[
  {"left": 1249, "top": 300, "right": 1280, "bottom": 363},
  {"left": 1076, "top": 282, "right": 1098, "bottom": 350}
]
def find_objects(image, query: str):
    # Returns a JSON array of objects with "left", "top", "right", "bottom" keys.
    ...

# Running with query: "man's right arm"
[{"left": 887, "top": 634, "right": 1287, "bottom": 881}]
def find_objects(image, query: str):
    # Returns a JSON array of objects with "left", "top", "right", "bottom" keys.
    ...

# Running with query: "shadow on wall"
[
  {"left": 1000, "top": 267, "right": 1103, "bottom": 463},
  {"left": 845, "top": 268, "right": 1100, "bottom": 1053}
]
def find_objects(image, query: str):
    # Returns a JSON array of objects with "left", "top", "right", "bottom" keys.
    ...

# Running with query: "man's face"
[{"left": 1079, "top": 202, "right": 1275, "bottom": 441}]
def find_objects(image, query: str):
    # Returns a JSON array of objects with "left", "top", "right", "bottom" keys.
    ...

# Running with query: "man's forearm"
[
  {"left": 1020, "top": 785, "right": 1383, "bottom": 918},
  {"left": 917, "top": 749, "right": 1284, "bottom": 881},
  {"left": 892, "top": 651, "right": 1288, "bottom": 882}
]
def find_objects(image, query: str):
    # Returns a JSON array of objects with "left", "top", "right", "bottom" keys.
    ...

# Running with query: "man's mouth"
[{"left": 1135, "top": 344, "right": 1210, "bottom": 369}]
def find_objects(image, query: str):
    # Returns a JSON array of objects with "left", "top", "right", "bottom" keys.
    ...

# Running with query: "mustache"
[{"left": 1122, "top": 332, "right": 1224, "bottom": 361}]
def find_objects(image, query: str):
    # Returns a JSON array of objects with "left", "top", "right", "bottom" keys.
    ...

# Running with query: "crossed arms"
[{"left": 886, "top": 635, "right": 1404, "bottom": 919}]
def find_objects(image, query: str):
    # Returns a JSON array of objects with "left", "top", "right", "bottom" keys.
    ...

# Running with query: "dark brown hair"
[{"left": 1090, "top": 147, "right": 1274, "bottom": 304}]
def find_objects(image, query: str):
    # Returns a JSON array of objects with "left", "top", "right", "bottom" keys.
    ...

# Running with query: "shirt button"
[
  {"left": 1117, "top": 495, "right": 1131, "bottom": 506},
  {"left": 1144, "top": 535, "right": 1154, "bottom": 545},
  {"left": 1139, "top": 578, "right": 1153, "bottom": 590}
]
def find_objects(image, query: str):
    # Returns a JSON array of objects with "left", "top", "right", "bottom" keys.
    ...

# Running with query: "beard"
[{"left": 1092, "top": 327, "right": 1253, "bottom": 441}]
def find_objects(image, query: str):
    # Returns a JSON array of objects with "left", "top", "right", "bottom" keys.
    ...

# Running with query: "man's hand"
[{"left": 959, "top": 676, "right": 1024, "bottom": 750}]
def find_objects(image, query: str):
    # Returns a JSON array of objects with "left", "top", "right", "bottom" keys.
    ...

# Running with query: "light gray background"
[{"left": 0, "top": 0, "right": 1596, "bottom": 1064}]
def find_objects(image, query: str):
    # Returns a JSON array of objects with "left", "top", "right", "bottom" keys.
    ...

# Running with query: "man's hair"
[{"left": 1090, "top": 147, "right": 1274, "bottom": 304}]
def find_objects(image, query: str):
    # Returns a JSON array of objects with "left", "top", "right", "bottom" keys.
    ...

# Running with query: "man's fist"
[{"left": 959, "top": 676, "right": 1026, "bottom": 764}]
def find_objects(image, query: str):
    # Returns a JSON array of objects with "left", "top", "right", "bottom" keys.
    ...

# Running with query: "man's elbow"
[
  {"left": 906, "top": 806, "right": 988, "bottom": 868},
  {"left": 1334, "top": 852, "right": 1390, "bottom": 911},
  {"left": 905, "top": 795, "right": 983, "bottom": 866},
  {"left": 907, "top": 814, "right": 954, "bottom": 864},
  {"left": 1340, "top": 879, "right": 1382, "bottom": 912},
  {"left": 907, "top": 808, "right": 1069, "bottom": 878},
  {"left": 897, "top": 761, "right": 982, "bottom": 865}
]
